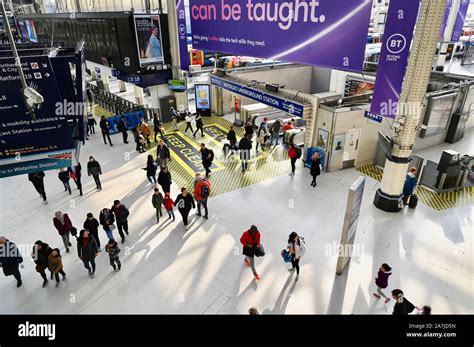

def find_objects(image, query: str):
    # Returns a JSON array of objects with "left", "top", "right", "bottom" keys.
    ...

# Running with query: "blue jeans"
[
  {"left": 272, "top": 133, "right": 279, "bottom": 145},
  {"left": 105, "top": 229, "right": 114, "bottom": 240},
  {"left": 166, "top": 209, "right": 175, "bottom": 219}
]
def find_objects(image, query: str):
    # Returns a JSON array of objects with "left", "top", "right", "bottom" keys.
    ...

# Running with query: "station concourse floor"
[{"left": 0, "top": 124, "right": 472, "bottom": 314}]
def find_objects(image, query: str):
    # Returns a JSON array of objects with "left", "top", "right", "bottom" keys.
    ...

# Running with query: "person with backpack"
[
  {"left": 32, "top": 241, "right": 53, "bottom": 288},
  {"left": 105, "top": 239, "right": 121, "bottom": 272},
  {"left": 53, "top": 211, "right": 74, "bottom": 253},
  {"left": 83, "top": 213, "right": 101, "bottom": 251},
  {"left": 99, "top": 208, "right": 116, "bottom": 240},
  {"left": 111, "top": 200, "right": 130, "bottom": 244},
  {"left": 99, "top": 116, "right": 113, "bottom": 146},
  {"left": 157, "top": 140, "right": 171, "bottom": 168},
  {"left": 143, "top": 155, "right": 158, "bottom": 186},
  {"left": 184, "top": 111, "right": 194, "bottom": 135},
  {"left": 152, "top": 188, "right": 164, "bottom": 223},
  {"left": 158, "top": 166, "right": 172, "bottom": 194},
  {"left": 288, "top": 145, "right": 301, "bottom": 176},
  {"left": 193, "top": 113, "right": 204, "bottom": 138},
  {"left": 193, "top": 176, "right": 211, "bottom": 219},
  {"left": 240, "top": 225, "right": 262, "bottom": 280},
  {"left": 116, "top": 116, "right": 129, "bottom": 144},
  {"left": 163, "top": 192, "right": 176, "bottom": 221},
  {"left": 87, "top": 156, "right": 103, "bottom": 190},
  {"left": 270, "top": 120, "right": 281, "bottom": 146},
  {"left": 0, "top": 237, "right": 23, "bottom": 288},
  {"left": 287, "top": 232, "right": 305, "bottom": 282},
  {"left": 391, "top": 289, "right": 416, "bottom": 315},
  {"left": 48, "top": 248, "right": 66, "bottom": 287},
  {"left": 28, "top": 170, "right": 48, "bottom": 204},
  {"left": 372, "top": 263, "right": 392, "bottom": 304},
  {"left": 239, "top": 134, "right": 253, "bottom": 172},
  {"left": 77, "top": 229, "right": 99, "bottom": 278},
  {"left": 200, "top": 143, "right": 214, "bottom": 178},
  {"left": 403, "top": 167, "right": 418, "bottom": 206},
  {"left": 227, "top": 125, "right": 237, "bottom": 155},
  {"left": 174, "top": 188, "right": 195, "bottom": 230},
  {"left": 58, "top": 168, "right": 72, "bottom": 195},
  {"left": 244, "top": 121, "right": 254, "bottom": 139},
  {"left": 310, "top": 152, "right": 321, "bottom": 187}
]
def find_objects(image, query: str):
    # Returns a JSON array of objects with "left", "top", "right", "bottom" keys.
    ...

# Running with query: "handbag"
[
  {"left": 242, "top": 246, "right": 255, "bottom": 257},
  {"left": 249, "top": 230, "right": 265, "bottom": 258},
  {"left": 109, "top": 224, "right": 116, "bottom": 231},
  {"left": 281, "top": 249, "right": 292, "bottom": 263}
]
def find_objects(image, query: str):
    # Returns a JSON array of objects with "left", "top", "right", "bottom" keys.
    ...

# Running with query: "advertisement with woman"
[{"left": 134, "top": 15, "right": 164, "bottom": 67}]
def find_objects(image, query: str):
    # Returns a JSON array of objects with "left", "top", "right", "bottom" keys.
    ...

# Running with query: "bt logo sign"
[
  {"left": 386, "top": 33, "right": 407, "bottom": 54},
  {"left": 179, "top": 24, "right": 186, "bottom": 36}
]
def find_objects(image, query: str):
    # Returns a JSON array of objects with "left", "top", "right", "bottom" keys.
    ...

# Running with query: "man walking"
[
  {"left": 0, "top": 236, "right": 23, "bottom": 287},
  {"left": 271, "top": 119, "right": 281, "bottom": 146},
  {"left": 200, "top": 143, "right": 214, "bottom": 178},
  {"left": 227, "top": 125, "right": 237, "bottom": 155},
  {"left": 239, "top": 135, "right": 252, "bottom": 172},
  {"left": 87, "top": 156, "right": 103, "bottom": 190},
  {"left": 99, "top": 116, "right": 113, "bottom": 146},
  {"left": 111, "top": 200, "right": 130, "bottom": 244},
  {"left": 116, "top": 116, "right": 129, "bottom": 144},
  {"left": 184, "top": 111, "right": 194, "bottom": 135},
  {"left": 193, "top": 113, "right": 204, "bottom": 138},
  {"left": 157, "top": 139, "right": 171, "bottom": 168},
  {"left": 153, "top": 113, "right": 166, "bottom": 142},
  {"left": 28, "top": 171, "right": 48, "bottom": 204}
]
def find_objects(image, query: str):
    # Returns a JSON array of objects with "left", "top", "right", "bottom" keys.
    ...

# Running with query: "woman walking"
[
  {"left": 373, "top": 263, "right": 392, "bottom": 304},
  {"left": 174, "top": 188, "right": 195, "bottom": 230},
  {"left": 287, "top": 232, "right": 305, "bottom": 281},
  {"left": 391, "top": 289, "right": 416, "bottom": 315},
  {"left": 310, "top": 152, "right": 321, "bottom": 187},
  {"left": 32, "top": 241, "right": 53, "bottom": 288},
  {"left": 99, "top": 208, "right": 116, "bottom": 241},
  {"left": 158, "top": 166, "right": 172, "bottom": 194},
  {"left": 240, "top": 225, "right": 261, "bottom": 281},
  {"left": 53, "top": 211, "right": 74, "bottom": 253},
  {"left": 255, "top": 126, "right": 266, "bottom": 154},
  {"left": 77, "top": 229, "right": 99, "bottom": 278},
  {"left": 143, "top": 155, "right": 158, "bottom": 185},
  {"left": 48, "top": 248, "right": 66, "bottom": 287}
]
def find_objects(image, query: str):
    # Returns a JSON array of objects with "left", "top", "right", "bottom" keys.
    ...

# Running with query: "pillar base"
[{"left": 374, "top": 189, "right": 403, "bottom": 213}]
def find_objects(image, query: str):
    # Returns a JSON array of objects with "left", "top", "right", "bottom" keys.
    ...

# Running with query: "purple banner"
[
  {"left": 452, "top": 0, "right": 470, "bottom": 42},
  {"left": 369, "top": 0, "right": 420, "bottom": 120},
  {"left": 440, "top": 0, "right": 453, "bottom": 41},
  {"left": 188, "top": 0, "right": 372, "bottom": 72},
  {"left": 176, "top": 0, "right": 191, "bottom": 70}
]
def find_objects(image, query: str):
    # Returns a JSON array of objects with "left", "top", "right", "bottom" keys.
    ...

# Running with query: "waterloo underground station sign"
[{"left": 189, "top": 0, "right": 372, "bottom": 72}]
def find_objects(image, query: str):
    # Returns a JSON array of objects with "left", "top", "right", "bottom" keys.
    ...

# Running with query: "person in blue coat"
[{"left": 403, "top": 167, "right": 417, "bottom": 205}]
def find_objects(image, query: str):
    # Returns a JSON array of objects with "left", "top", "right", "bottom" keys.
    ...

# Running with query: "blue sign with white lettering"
[
  {"left": 364, "top": 111, "right": 383, "bottom": 123},
  {"left": 210, "top": 75, "right": 304, "bottom": 117}
]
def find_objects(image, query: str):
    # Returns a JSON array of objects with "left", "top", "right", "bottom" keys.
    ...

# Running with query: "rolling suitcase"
[{"left": 408, "top": 194, "right": 418, "bottom": 209}]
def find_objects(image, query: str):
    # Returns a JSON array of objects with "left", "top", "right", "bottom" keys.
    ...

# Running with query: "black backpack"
[
  {"left": 295, "top": 147, "right": 302, "bottom": 159},
  {"left": 208, "top": 149, "right": 214, "bottom": 161}
]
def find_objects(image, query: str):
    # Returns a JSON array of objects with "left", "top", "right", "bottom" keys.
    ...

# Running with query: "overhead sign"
[
  {"left": 211, "top": 75, "right": 304, "bottom": 117},
  {"left": 176, "top": 0, "right": 192, "bottom": 70},
  {"left": 452, "top": 0, "right": 470, "bottom": 42},
  {"left": 188, "top": 0, "right": 372, "bottom": 72},
  {"left": 0, "top": 55, "right": 74, "bottom": 178},
  {"left": 369, "top": 0, "right": 420, "bottom": 120},
  {"left": 134, "top": 15, "right": 165, "bottom": 67},
  {"left": 336, "top": 175, "right": 366, "bottom": 275}
]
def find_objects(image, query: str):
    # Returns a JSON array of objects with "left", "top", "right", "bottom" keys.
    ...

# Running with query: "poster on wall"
[
  {"left": 369, "top": 0, "right": 420, "bottom": 120},
  {"left": 134, "top": 15, "right": 165, "bottom": 67},
  {"left": 188, "top": 0, "right": 372, "bottom": 72},
  {"left": 333, "top": 134, "right": 346, "bottom": 153},
  {"left": 317, "top": 129, "right": 329, "bottom": 151},
  {"left": 176, "top": 0, "right": 193, "bottom": 70},
  {"left": 195, "top": 84, "right": 211, "bottom": 110}
]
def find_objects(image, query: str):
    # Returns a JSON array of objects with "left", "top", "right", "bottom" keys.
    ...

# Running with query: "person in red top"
[
  {"left": 240, "top": 225, "right": 261, "bottom": 280},
  {"left": 288, "top": 145, "right": 299, "bottom": 176},
  {"left": 53, "top": 211, "right": 74, "bottom": 253},
  {"left": 193, "top": 177, "right": 211, "bottom": 219},
  {"left": 282, "top": 120, "right": 294, "bottom": 132},
  {"left": 163, "top": 192, "right": 175, "bottom": 221}
]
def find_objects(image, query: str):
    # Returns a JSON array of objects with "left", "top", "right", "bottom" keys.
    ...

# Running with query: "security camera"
[{"left": 22, "top": 87, "right": 44, "bottom": 112}]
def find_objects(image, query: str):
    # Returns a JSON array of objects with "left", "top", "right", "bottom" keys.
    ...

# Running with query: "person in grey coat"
[
  {"left": 0, "top": 236, "right": 23, "bottom": 287},
  {"left": 87, "top": 156, "right": 102, "bottom": 190},
  {"left": 77, "top": 229, "right": 99, "bottom": 278}
]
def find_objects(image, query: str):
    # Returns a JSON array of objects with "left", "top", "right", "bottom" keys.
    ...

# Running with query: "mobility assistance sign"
[
  {"left": 0, "top": 55, "right": 74, "bottom": 178},
  {"left": 189, "top": 0, "right": 372, "bottom": 72}
]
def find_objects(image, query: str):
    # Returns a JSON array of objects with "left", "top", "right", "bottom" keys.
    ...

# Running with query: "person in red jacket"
[
  {"left": 53, "top": 211, "right": 74, "bottom": 253},
  {"left": 163, "top": 192, "right": 175, "bottom": 221},
  {"left": 240, "top": 225, "right": 261, "bottom": 280},
  {"left": 193, "top": 177, "right": 211, "bottom": 219},
  {"left": 288, "top": 145, "right": 299, "bottom": 176}
]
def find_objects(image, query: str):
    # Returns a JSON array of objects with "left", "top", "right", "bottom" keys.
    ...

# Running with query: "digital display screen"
[
  {"left": 134, "top": 15, "right": 165, "bottom": 67},
  {"left": 25, "top": 20, "right": 38, "bottom": 43},
  {"left": 195, "top": 84, "right": 211, "bottom": 110}
]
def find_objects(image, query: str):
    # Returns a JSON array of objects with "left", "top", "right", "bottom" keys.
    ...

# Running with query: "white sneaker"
[
  {"left": 185, "top": 225, "right": 189, "bottom": 231},
  {"left": 43, "top": 200, "right": 48, "bottom": 205}
]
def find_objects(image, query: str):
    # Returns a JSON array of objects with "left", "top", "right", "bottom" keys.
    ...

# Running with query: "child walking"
[
  {"left": 163, "top": 192, "right": 175, "bottom": 222},
  {"left": 48, "top": 248, "right": 66, "bottom": 287},
  {"left": 373, "top": 263, "right": 392, "bottom": 303},
  {"left": 105, "top": 239, "right": 121, "bottom": 271}
]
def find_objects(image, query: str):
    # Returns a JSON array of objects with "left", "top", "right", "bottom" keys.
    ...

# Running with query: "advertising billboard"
[
  {"left": 134, "top": 15, "right": 165, "bottom": 67},
  {"left": 24, "top": 20, "right": 38, "bottom": 43},
  {"left": 168, "top": 79, "right": 186, "bottom": 92},
  {"left": 195, "top": 84, "right": 211, "bottom": 110},
  {"left": 188, "top": 0, "right": 372, "bottom": 72},
  {"left": 451, "top": 0, "right": 470, "bottom": 42}
]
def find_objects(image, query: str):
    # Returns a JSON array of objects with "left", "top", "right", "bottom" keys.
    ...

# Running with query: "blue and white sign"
[
  {"left": 211, "top": 75, "right": 304, "bottom": 117},
  {"left": 364, "top": 111, "right": 383, "bottom": 123}
]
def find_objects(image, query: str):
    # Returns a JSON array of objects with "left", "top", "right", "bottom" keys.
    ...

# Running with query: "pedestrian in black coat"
[
  {"left": 83, "top": 213, "right": 101, "bottom": 250},
  {"left": 77, "top": 229, "right": 99, "bottom": 277},
  {"left": 111, "top": 200, "right": 130, "bottom": 244},
  {"left": 28, "top": 171, "right": 47, "bottom": 204},
  {"left": 0, "top": 237, "right": 23, "bottom": 287},
  {"left": 117, "top": 116, "right": 129, "bottom": 144},
  {"left": 32, "top": 240, "right": 53, "bottom": 288},
  {"left": 87, "top": 156, "right": 102, "bottom": 190},
  {"left": 58, "top": 168, "right": 72, "bottom": 194},
  {"left": 99, "top": 116, "right": 113, "bottom": 146},
  {"left": 143, "top": 155, "right": 158, "bottom": 185},
  {"left": 310, "top": 152, "right": 321, "bottom": 187},
  {"left": 68, "top": 163, "right": 83, "bottom": 196},
  {"left": 391, "top": 289, "right": 416, "bottom": 315},
  {"left": 174, "top": 188, "right": 195, "bottom": 230},
  {"left": 158, "top": 166, "right": 172, "bottom": 194}
]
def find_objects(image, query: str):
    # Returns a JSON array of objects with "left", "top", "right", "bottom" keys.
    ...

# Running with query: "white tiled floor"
[{"left": 0, "top": 127, "right": 472, "bottom": 314}]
